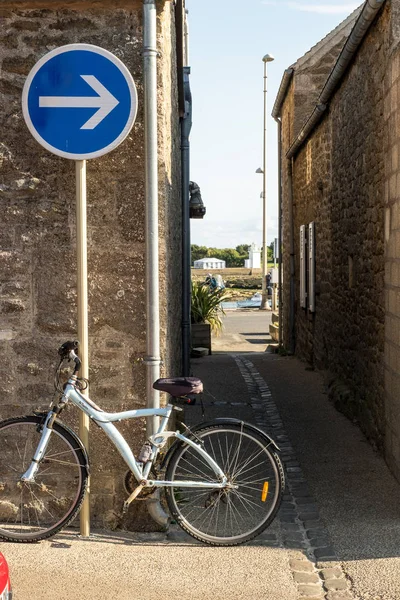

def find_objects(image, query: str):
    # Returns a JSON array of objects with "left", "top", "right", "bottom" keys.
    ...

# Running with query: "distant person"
[
  {"left": 214, "top": 274, "right": 225, "bottom": 290},
  {"left": 266, "top": 272, "right": 272, "bottom": 296},
  {"left": 205, "top": 273, "right": 217, "bottom": 290}
]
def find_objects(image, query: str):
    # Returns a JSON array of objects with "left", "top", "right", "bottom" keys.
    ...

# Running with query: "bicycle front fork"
[{"left": 20, "top": 411, "right": 55, "bottom": 482}]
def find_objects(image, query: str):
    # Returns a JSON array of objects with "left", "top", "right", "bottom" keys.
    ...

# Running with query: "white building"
[{"left": 193, "top": 257, "right": 226, "bottom": 269}]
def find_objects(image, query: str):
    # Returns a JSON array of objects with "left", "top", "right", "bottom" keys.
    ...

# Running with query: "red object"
[{"left": 0, "top": 552, "right": 11, "bottom": 599}]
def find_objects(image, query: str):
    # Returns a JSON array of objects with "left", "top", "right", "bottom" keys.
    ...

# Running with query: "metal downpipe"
[
  {"left": 143, "top": 0, "right": 161, "bottom": 437},
  {"left": 143, "top": 0, "right": 169, "bottom": 529},
  {"left": 287, "top": 159, "right": 296, "bottom": 354},
  {"left": 274, "top": 117, "right": 283, "bottom": 348},
  {"left": 319, "top": 0, "right": 386, "bottom": 105},
  {"left": 181, "top": 66, "right": 192, "bottom": 376}
]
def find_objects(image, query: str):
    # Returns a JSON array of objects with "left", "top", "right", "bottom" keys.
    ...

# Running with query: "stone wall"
[
  {"left": 327, "top": 10, "right": 387, "bottom": 447},
  {"left": 383, "top": 1, "right": 400, "bottom": 482},
  {"left": 0, "top": 2, "right": 181, "bottom": 529},
  {"left": 0, "top": 1, "right": 144, "bottom": 7},
  {"left": 291, "top": 119, "right": 333, "bottom": 369},
  {"left": 280, "top": 5, "right": 389, "bottom": 456}
]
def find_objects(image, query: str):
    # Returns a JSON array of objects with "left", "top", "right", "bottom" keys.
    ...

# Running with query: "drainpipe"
[
  {"left": 287, "top": 159, "right": 296, "bottom": 354},
  {"left": 143, "top": 0, "right": 169, "bottom": 529},
  {"left": 319, "top": 0, "right": 386, "bottom": 104},
  {"left": 184, "top": 9, "right": 189, "bottom": 67},
  {"left": 273, "top": 116, "right": 283, "bottom": 348},
  {"left": 181, "top": 66, "right": 192, "bottom": 376}
]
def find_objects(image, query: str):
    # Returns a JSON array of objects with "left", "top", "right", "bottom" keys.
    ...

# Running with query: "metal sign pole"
[
  {"left": 76, "top": 159, "right": 90, "bottom": 537},
  {"left": 22, "top": 44, "right": 138, "bottom": 540}
]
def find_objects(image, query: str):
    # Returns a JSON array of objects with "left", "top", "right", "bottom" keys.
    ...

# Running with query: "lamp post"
[{"left": 257, "top": 53, "right": 274, "bottom": 310}]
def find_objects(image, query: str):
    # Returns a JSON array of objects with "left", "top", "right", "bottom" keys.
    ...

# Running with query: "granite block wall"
[
  {"left": 280, "top": 4, "right": 389, "bottom": 459},
  {"left": 383, "top": 26, "right": 400, "bottom": 481},
  {"left": 0, "top": 1, "right": 181, "bottom": 529}
]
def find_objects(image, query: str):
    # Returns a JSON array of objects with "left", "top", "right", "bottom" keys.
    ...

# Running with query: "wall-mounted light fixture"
[{"left": 189, "top": 181, "right": 206, "bottom": 219}]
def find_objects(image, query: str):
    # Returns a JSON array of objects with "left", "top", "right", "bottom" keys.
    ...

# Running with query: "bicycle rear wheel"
[
  {"left": 165, "top": 421, "right": 284, "bottom": 546},
  {"left": 0, "top": 416, "right": 88, "bottom": 542}
]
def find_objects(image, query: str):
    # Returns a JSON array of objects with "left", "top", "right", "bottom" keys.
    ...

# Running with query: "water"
[
  {"left": 222, "top": 299, "right": 270, "bottom": 309},
  {"left": 221, "top": 301, "right": 242, "bottom": 309}
]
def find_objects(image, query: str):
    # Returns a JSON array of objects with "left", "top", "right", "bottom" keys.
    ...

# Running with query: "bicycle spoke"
[
  {"left": 15, "top": 440, "right": 24, "bottom": 465},
  {"left": 231, "top": 488, "right": 267, "bottom": 511},
  {"left": 235, "top": 474, "right": 274, "bottom": 486},
  {"left": 175, "top": 489, "right": 212, "bottom": 509},
  {"left": 223, "top": 432, "right": 237, "bottom": 475},
  {"left": 41, "top": 458, "right": 82, "bottom": 468},
  {"left": 45, "top": 449, "right": 79, "bottom": 459},
  {"left": 231, "top": 447, "right": 268, "bottom": 479},
  {"left": 29, "top": 486, "right": 41, "bottom": 529},
  {"left": 26, "top": 485, "right": 55, "bottom": 520},
  {"left": 5, "top": 464, "right": 19, "bottom": 474},
  {"left": 225, "top": 493, "right": 244, "bottom": 532},
  {"left": 175, "top": 455, "right": 214, "bottom": 481}
]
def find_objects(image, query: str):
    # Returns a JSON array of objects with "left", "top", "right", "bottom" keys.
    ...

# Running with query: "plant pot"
[{"left": 191, "top": 322, "right": 212, "bottom": 355}]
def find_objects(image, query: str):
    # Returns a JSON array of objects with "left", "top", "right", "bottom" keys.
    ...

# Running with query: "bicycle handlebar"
[{"left": 58, "top": 340, "right": 81, "bottom": 373}]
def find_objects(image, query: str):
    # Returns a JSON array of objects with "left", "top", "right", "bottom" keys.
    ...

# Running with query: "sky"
[{"left": 186, "top": 0, "right": 362, "bottom": 250}]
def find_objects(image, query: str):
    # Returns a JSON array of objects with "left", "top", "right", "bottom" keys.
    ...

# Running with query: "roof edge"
[
  {"left": 287, "top": 0, "right": 387, "bottom": 159},
  {"left": 272, "top": 68, "right": 294, "bottom": 120},
  {"left": 295, "top": 4, "right": 362, "bottom": 70}
]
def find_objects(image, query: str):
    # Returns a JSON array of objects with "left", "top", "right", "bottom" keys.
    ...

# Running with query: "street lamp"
[{"left": 257, "top": 53, "right": 274, "bottom": 310}]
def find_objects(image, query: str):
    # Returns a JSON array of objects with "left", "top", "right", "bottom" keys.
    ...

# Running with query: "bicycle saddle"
[{"left": 153, "top": 377, "right": 203, "bottom": 397}]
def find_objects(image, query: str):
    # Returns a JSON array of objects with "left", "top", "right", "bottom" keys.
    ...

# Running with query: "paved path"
[
  {"left": 4, "top": 311, "right": 400, "bottom": 599},
  {"left": 212, "top": 308, "right": 273, "bottom": 353},
  {"left": 253, "top": 352, "right": 400, "bottom": 600}
]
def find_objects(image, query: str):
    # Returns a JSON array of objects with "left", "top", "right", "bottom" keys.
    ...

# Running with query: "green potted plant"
[{"left": 191, "top": 281, "right": 230, "bottom": 353}]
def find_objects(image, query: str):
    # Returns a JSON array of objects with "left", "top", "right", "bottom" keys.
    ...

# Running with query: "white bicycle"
[{"left": 0, "top": 341, "right": 285, "bottom": 546}]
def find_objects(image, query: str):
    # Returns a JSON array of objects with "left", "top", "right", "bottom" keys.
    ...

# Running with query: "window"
[{"left": 299, "top": 222, "right": 316, "bottom": 312}]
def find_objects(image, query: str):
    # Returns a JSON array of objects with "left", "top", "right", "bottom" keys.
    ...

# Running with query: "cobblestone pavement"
[
  {"left": 188, "top": 353, "right": 355, "bottom": 600},
  {"left": 185, "top": 310, "right": 400, "bottom": 599}
]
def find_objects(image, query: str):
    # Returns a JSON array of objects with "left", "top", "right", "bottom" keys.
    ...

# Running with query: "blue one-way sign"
[{"left": 22, "top": 44, "right": 138, "bottom": 160}]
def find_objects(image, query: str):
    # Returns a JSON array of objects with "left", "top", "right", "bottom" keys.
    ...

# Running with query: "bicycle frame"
[{"left": 21, "top": 379, "right": 227, "bottom": 490}]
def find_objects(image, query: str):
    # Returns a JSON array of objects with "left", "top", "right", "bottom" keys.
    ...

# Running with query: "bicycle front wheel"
[
  {"left": 0, "top": 416, "right": 88, "bottom": 542},
  {"left": 165, "top": 421, "right": 284, "bottom": 546}
]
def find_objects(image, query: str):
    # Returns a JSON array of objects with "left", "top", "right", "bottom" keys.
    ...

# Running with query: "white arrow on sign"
[{"left": 39, "top": 75, "right": 119, "bottom": 130}]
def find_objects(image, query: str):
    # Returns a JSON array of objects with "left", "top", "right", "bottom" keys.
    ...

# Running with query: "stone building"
[
  {"left": 0, "top": 0, "right": 186, "bottom": 529},
  {"left": 273, "top": 0, "right": 400, "bottom": 482}
]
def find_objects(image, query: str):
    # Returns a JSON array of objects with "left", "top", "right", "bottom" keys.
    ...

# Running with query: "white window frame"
[
  {"left": 308, "top": 221, "right": 315, "bottom": 312},
  {"left": 300, "top": 225, "right": 306, "bottom": 308}
]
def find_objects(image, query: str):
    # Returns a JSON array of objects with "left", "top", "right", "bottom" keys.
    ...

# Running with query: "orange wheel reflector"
[{"left": 261, "top": 482, "right": 269, "bottom": 502}]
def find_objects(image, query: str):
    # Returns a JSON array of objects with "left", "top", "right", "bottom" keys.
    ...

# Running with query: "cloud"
[{"left": 262, "top": 1, "right": 361, "bottom": 14}]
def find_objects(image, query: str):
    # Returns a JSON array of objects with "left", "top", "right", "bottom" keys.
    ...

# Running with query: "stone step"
[
  {"left": 269, "top": 322, "right": 279, "bottom": 342},
  {"left": 272, "top": 312, "right": 279, "bottom": 325},
  {"left": 191, "top": 347, "right": 210, "bottom": 358}
]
